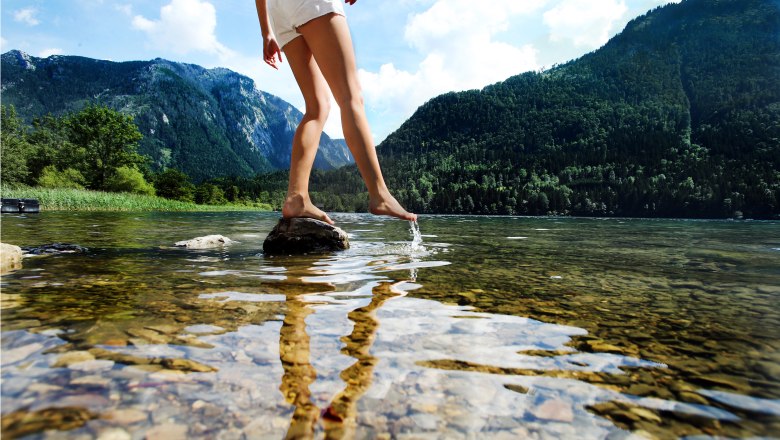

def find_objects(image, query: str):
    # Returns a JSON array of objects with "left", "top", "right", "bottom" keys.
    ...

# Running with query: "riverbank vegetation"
[
  {"left": 3, "top": 186, "right": 269, "bottom": 212},
  {"left": 0, "top": 104, "right": 272, "bottom": 211}
]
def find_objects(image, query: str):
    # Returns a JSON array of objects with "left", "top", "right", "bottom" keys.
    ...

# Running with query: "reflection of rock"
[
  {"left": 1, "top": 242, "right": 23, "bottom": 273},
  {"left": 175, "top": 234, "right": 233, "bottom": 249},
  {"left": 263, "top": 218, "right": 349, "bottom": 255}
]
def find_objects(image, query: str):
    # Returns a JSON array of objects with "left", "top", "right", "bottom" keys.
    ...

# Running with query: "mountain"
[
  {"left": 348, "top": 0, "right": 777, "bottom": 218},
  {"left": 0, "top": 51, "right": 353, "bottom": 182}
]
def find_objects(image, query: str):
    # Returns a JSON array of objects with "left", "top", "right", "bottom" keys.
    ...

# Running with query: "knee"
[
  {"left": 305, "top": 98, "right": 330, "bottom": 123},
  {"left": 336, "top": 93, "right": 364, "bottom": 115}
]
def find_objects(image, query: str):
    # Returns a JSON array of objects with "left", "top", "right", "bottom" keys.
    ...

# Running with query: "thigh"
[
  {"left": 283, "top": 36, "right": 330, "bottom": 109},
  {"left": 296, "top": 13, "right": 361, "bottom": 103}
]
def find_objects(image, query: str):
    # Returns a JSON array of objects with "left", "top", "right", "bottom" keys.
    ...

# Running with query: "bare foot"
[
  {"left": 369, "top": 192, "right": 417, "bottom": 222},
  {"left": 282, "top": 194, "right": 334, "bottom": 225}
]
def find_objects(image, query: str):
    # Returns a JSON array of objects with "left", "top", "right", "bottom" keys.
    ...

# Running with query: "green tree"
[
  {"left": 26, "top": 114, "right": 78, "bottom": 184},
  {"left": 67, "top": 104, "right": 146, "bottom": 190},
  {"left": 195, "top": 183, "right": 227, "bottom": 205},
  {"left": 0, "top": 105, "right": 33, "bottom": 187},
  {"left": 36, "top": 166, "right": 87, "bottom": 189},
  {"left": 154, "top": 168, "right": 196, "bottom": 202},
  {"left": 105, "top": 166, "right": 155, "bottom": 195}
]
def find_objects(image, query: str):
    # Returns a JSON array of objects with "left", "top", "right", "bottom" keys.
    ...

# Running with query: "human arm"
[{"left": 254, "top": 0, "right": 283, "bottom": 69}]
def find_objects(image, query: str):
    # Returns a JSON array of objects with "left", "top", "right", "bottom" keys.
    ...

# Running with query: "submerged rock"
[
  {"left": 0, "top": 406, "right": 96, "bottom": 439},
  {"left": 174, "top": 235, "right": 233, "bottom": 249},
  {"left": 1, "top": 242, "right": 23, "bottom": 273},
  {"left": 263, "top": 218, "right": 349, "bottom": 255},
  {"left": 22, "top": 243, "right": 88, "bottom": 255},
  {"left": 51, "top": 351, "right": 96, "bottom": 368}
]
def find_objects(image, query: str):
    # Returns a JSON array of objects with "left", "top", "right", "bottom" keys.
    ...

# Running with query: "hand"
[{"left": 263, "top": 36, "right": 283, "bottom": 69}]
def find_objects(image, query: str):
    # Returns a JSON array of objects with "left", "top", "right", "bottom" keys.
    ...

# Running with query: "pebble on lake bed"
[
  {"left": 263, "top": 218, "right": 349, "bottom": 255},
  {"left": 174, "top": 235, "right": 233, "bottom": 249}
]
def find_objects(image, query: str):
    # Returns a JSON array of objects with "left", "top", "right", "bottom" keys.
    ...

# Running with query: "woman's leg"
[
  {"left": 282, "top": 36, "right": 334, "bottom": 224},
  {"left": 297, "top": 14, "right": 417, "bottom": 222}
]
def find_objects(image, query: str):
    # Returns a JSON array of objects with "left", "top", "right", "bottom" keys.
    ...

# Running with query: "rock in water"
[
  {"left": 174, "top": 235, "right": 233, "bottom": 249},
  {"left": 263, "top": 218, "right": 349, "bottom": 255},
  {"left": 22, "top": 243, "right": 88, "bottom": 255},
  {"left": 1, "top": 243, "right": 23, "bottom": 273}
]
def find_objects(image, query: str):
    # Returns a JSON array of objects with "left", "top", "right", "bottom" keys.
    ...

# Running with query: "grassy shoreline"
[{"left": 1, "top": 186, "right": 272, "bottom": 212}]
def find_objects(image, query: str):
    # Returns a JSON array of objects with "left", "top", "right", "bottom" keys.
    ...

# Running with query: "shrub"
[
  {"left": 36, "top": 165, "right": 87, "bottom": 189},
  {"left": 154, "top": 168, "right": 195, "bottom": 202},
  {"left": 105, "top": 166, "right": 155, "bottom": 195}
]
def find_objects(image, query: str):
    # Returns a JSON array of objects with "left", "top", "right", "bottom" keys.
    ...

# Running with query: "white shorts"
[{"left": 268, "top": 0, "right": 346, "bottom": 48}]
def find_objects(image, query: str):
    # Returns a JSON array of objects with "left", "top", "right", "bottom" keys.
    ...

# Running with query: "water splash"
[{"left": 409, "top": 220, "right": 423, "bottom": 251}]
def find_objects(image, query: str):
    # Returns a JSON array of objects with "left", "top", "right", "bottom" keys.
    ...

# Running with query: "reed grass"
[{"left": 1, "top": 186, "right": 272, "bottom": 212}]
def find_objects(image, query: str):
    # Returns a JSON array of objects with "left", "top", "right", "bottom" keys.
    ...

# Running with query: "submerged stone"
[
  {"left": 1, "top": 406, "right": 96, "bottom": 439},
  {"left": 263, "top": 218, "right": 349, "bottom": 255},
  {"left": 51, "top": 351, "right": 95, "bottom": 368},
  {"left": 22, "top": 243, "right": 88, "bottom": 255},
  {"left": 174, "top": 235, "right": 233, "bottom": 249}
]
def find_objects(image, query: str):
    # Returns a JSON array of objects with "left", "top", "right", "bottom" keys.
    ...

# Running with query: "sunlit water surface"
[{"left": 1, "top": 212, "right": 779, "bottom": 439}]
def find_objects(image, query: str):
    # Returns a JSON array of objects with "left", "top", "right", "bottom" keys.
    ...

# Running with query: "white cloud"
[
  {"left": 14, "top": 8, "right": 40, "bottom": 26},
  {"left": 39, "top": 48, "right": 63, "bottom": 57},
  {"left": 132, "top": 0, "right": 233, "bottom": 57},
  {"left": 543, "top": 0, "right": 629, "bottom": 48},
  {"left": 356, "top": 0, "right": 545, "bottom": 141}
]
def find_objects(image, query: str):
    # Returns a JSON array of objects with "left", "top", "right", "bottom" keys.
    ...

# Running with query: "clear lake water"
[{"left": 1, "top": 211, "right": 779, "bottom": 439}]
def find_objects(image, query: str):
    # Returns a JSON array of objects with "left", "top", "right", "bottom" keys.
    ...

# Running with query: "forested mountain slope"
[
  {"left": 348, "top": 0, "right": 779, "bottom": 218},
  {"left": 1, "top": 51, "right": 352, "bottom": 182}
]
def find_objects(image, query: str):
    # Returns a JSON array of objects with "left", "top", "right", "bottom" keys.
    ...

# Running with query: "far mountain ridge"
[
  {"left": 360, "top": 0, "right": 779, "bottom": 218},
  {"left": 0, "top": 50, "right": 353, "bottom": 182}
]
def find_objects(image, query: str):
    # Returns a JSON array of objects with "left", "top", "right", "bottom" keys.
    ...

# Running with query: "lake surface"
[{"left": 1, "top": 211, "right": 779, "bottom": 439}]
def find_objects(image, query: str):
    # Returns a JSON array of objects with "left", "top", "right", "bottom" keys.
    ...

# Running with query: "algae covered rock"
[{"left": 263, "top": 218, "right": 349, "bottom": 255}]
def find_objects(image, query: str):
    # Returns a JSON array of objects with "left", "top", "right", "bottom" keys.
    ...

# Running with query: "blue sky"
[{"left": 2, "top": 0, "right": 679, "bottom": 142}]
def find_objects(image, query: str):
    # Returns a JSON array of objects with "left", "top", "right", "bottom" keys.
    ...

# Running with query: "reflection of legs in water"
[
  {"left": 322, "top": 282, "right": 404, "bottom": 439},
  {"left": 279, "top": 299, "right": 318, "bottom": 440},
  {"left": 278, "top": 282, "right": 404, "bottom": 439}
]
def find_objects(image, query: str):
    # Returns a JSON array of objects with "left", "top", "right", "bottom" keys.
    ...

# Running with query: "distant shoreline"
[{"left": 2, "top": 187, "right": 271, "bottom": 212}]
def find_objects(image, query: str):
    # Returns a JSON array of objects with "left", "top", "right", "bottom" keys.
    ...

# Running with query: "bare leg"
[
  {"left": 297, "top": 14, "right": 417, "bottom": 222},
  {"left": 282, "top": 36, "right": 334, "bottom": 224}
]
